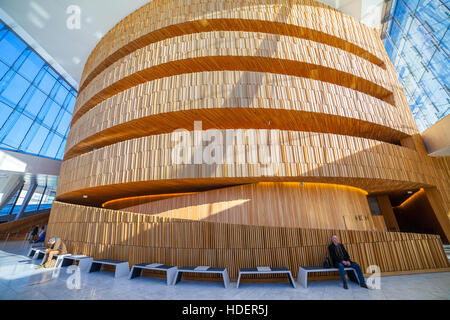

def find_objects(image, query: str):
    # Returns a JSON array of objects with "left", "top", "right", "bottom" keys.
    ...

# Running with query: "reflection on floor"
[{"left": 0, "top": 242, "right": 448, "bottom": 300}]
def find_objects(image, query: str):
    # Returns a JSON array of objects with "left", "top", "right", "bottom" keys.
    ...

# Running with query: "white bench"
[
  {"left": 129, "top": 263, "right": 177, "bottom": 285},
  {"left": 45, "top": 253, "right": 72, "bottom": 268},
  {"left": 61, "top": 255, "right": 94, "bottom": 272},
  {"left": 174, "top": 266, "right": 230, "bottom": 288},
  {"left": 28, "top": 247, "right": 70, "bottom": 268},
  {"left": 297, "top": 266, "right": 361, "bottom": 288},
  {"left": 89, "top": 259, "right": 130, "bottom": 278},
  {"left": 28, "top": 247, "right": 46, "bottom": 259},
  {"left": 237, "top": 267, "right": 296, "bottom": 288}
]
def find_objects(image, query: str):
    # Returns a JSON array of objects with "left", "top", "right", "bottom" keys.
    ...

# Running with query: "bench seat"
[
  {"left": 174, "top": 266, "right": 230, "bottom": 288},
  {"left": 237, "top": 267, "right": 296, "bottom": 288},
  {"left": 89, "top": 259, "right": 129, "bottom": 278},
  {"left": 297, "top": 266, "right": 361, "bottom": 288},
  {"left": 129, "top": 263, "right": 177, "bottom": 285},
  {"left": 61, "top": 255, "right": 94, "bottom": 272}
]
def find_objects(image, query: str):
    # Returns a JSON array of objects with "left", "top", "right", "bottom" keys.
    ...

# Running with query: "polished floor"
[{"left": 0, "top": 241, "right": 449, "bottom": 300}]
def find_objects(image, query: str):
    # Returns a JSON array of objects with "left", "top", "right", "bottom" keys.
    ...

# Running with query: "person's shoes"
[
  {"left": 343, "top": 283, "right": 348, "bottom": 289},
  {"left": 35, "top": 264, "right": 45, "bottom": 270},
  {"left": 360, "top": 283, "right": 369, "bottom": 289},
  {"left": 43, "top": 260, "right": 56, "bottom": 268}
]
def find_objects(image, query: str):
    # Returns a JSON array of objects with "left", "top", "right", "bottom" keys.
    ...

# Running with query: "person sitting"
[
  {"left": 29, "top": 225, "right": 39, "bottom": 243},
  {"left": 34, "top": 226, "right": 46, "bottom": 243},
  {"left": 328, "top": 235, "right": 369, "bottom": 289},
  {"left": 36, "top": 237, "right": 67, "bottom": 269}
]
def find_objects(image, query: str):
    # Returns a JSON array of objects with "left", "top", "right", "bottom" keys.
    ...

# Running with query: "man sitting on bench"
[
  {"left": 36, "top": 237, "right": 67, "bottom": 269},
  {"left": 328, "top": 235, "right": 368, "bottom": 290}
]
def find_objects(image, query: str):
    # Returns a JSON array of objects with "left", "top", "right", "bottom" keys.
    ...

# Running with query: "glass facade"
[
  {"left": 383, "top": 0, "right": 449, "bottom": 132},
  {"left": 0, "top": 20, "right": 76, "bottom": 217},
  {"left": 0, "top": 20, "right": 76, "bottom": 160},
  {"left": 0, "top": 178, "right": 56, "bottom": 215}
]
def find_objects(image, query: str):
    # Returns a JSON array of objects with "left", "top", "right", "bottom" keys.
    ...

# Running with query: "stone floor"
[{"left": 0, "top": 241, "right": 448, "bottom": 300}]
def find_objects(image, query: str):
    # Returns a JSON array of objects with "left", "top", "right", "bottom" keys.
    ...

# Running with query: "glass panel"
[
  {"left": 56, "top": 138, "right": 67, "bottom": 160},
  {"left": 18, "top": 51, "right": 45, "bottom": 82},
  {"left": 42, "top": 101, "right": 61, "bottom": 127},
  {"left": 384, "top": 0, "right": 449, "bottom": 131},
  {"left": 0, "top": 60, "right": 9, "bottom": 80},
  {"left": 25, "top": 125, "right": 49, "bottom": 154},
  {"left": 0, "top": 32, "right": 26, "bottom": 66},
  {"left": 54, "top": 85, "right": 69, "bottom": 106},
  {"left": 0, "top": 21, "right": 76, "bottom": 159},
  {"left": 2, "top": 113, "right": 32, "bottom": 148},
  {"left": 0, "top": 101, "right": 13, "bottom": 129},
  {"left": 37, "top": 71, "right": 56, "bottom": 95},
  {"left": 0, "top": 72, "right": 30, "bottom": 105},
  {"left": 24, "top": 87, "right": 47, "bottom": 117},
  {"left": 42, "top": 133, "right": 62, "bottom": 158},
  {"left": 66, "top": 94, "right": 76, "bottom": 113},
  {"left": 56, "top": 111, "right": 71, "bottom": 135}
]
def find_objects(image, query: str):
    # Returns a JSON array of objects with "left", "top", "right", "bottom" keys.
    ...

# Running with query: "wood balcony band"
[{"left": 78, "top": 18, "right": 386, "bottom": 93}]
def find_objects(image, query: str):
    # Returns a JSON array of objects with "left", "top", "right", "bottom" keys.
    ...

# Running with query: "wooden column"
[
  {"left": 423, "top": 187, "right": 450, "bottom": 244},
  {"left": 377, "top": 195, "right": 400, "bottom": 232}
]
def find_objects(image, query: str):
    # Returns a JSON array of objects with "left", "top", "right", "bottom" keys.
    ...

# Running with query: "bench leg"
[
  {"left": 61, "top": 258, "right": 74, "bottom": 268},
  {"left": 287, "top": 272, "right": 296, "bottom": 288},
  {"left": 89, "top": 262, "right": 102, "bottom": 273},
  {"left": 55, "top": 256, "right": 65, "bottom": 269},
  {"left": 115, "top": 262, "right": 130, "bottom": 278},
  {"left": 222, "top": 270, "right": 230, "bottom": 289},
  {"left": 167, "top": 268, "right": 177, "bottom": 286},
  {"left": 297, "top": 268, "right": 308, "bottom": 288},
  {"left": 32, "top": 250, "right": 40, "bottom": 260},
  {"left": 129, "top": 266, "right": 142, "bottom": 280},
  {"left": 174, "top": 271, "right": 183, "bottom": 285},
  {"left": 38, "top": 252, "right": 46, "bottom": 264},
  {"left": 236, "top": 273, "right": 242, "bottom": 288},
  {"left": 78, "top": 258, "right": 93, "bottom": 273},
  {"left": 350, "top": 269, "right": 361, "bottom": 285}
]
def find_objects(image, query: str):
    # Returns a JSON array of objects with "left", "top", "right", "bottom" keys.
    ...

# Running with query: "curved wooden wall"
[
  {"left": 54, "top": 0, "right": 450, "bottom": 252},
  {"left": 117, "top": 182, "right": 378, "bottom": 231},
  {"left": 47, "top": 202, "right": 449, "bottom": 281},
  {"left": 64, "top": 72, "right": 410, "bottom": 161},
  {"left": 78, "top": 0, "right": 387, "bottom": 92},
  {"left": 57, "top": 129, "right": 450, "bottom": 211}
]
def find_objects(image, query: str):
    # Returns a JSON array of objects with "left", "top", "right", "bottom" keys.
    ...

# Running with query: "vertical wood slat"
[{"left": 47, "top": 201, "right": 449, "bottom": 281}]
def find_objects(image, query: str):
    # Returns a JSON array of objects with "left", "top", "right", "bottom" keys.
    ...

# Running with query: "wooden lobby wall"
[
  {"left": 122, "top": 182, "right": 378, "bottom": 231},
  {"left": 47, "top": 202, "right": 449, "bottom": 281},
  {"left": 52, "top": 0, "right": 450, "bottom": 263},
  {"left": 394, "top": 189, "right": 447, "bottom": 243}
]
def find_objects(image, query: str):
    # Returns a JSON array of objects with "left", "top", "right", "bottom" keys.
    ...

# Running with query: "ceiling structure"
[{"left": 0, "top": 0, "right": 384, "bottom": 89}]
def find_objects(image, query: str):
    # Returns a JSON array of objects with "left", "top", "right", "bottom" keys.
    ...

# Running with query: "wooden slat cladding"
[
  {"left": 0, "top": 212, "right": 49, "bottom": 236},
  {"left": 65, "top": 71, "right": 412, "bottom": 160},
  {"left": 122, "top": 182, "right": 377, "bottom": 231},
  {"left": 56, "top": 129, "right": 450, "bottom": 211},
  {"left": 72, "top": 31, "right": 394, "bottom": 125},
  {"left": 47, "top": 201, "right": 449, "bottom": 281},
  {"left": 79, "top": 0, "right": 386, "bottom": 90},
  {"left": 57, "top": 0, "right": 450, "bottom": 253},
  {"left": 78, "top": 18, "right": 386, "bottom": 93}
]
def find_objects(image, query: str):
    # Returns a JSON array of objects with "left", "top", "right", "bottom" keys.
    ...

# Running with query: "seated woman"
[{"left": 36, "top": 237, "right": 67, "bottom": 269}]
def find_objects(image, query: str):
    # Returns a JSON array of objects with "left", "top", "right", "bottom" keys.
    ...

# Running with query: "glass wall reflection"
[
  {"left": 383, "top": 0, "right": 449, "bottom": 132},
  {"left": 0, "top": 20, "right": 76, "bottom": 160}
]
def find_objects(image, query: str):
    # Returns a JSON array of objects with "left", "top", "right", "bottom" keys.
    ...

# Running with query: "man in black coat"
[{"left": 328, "top": 235, "right": 369, "bottom": 289}]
